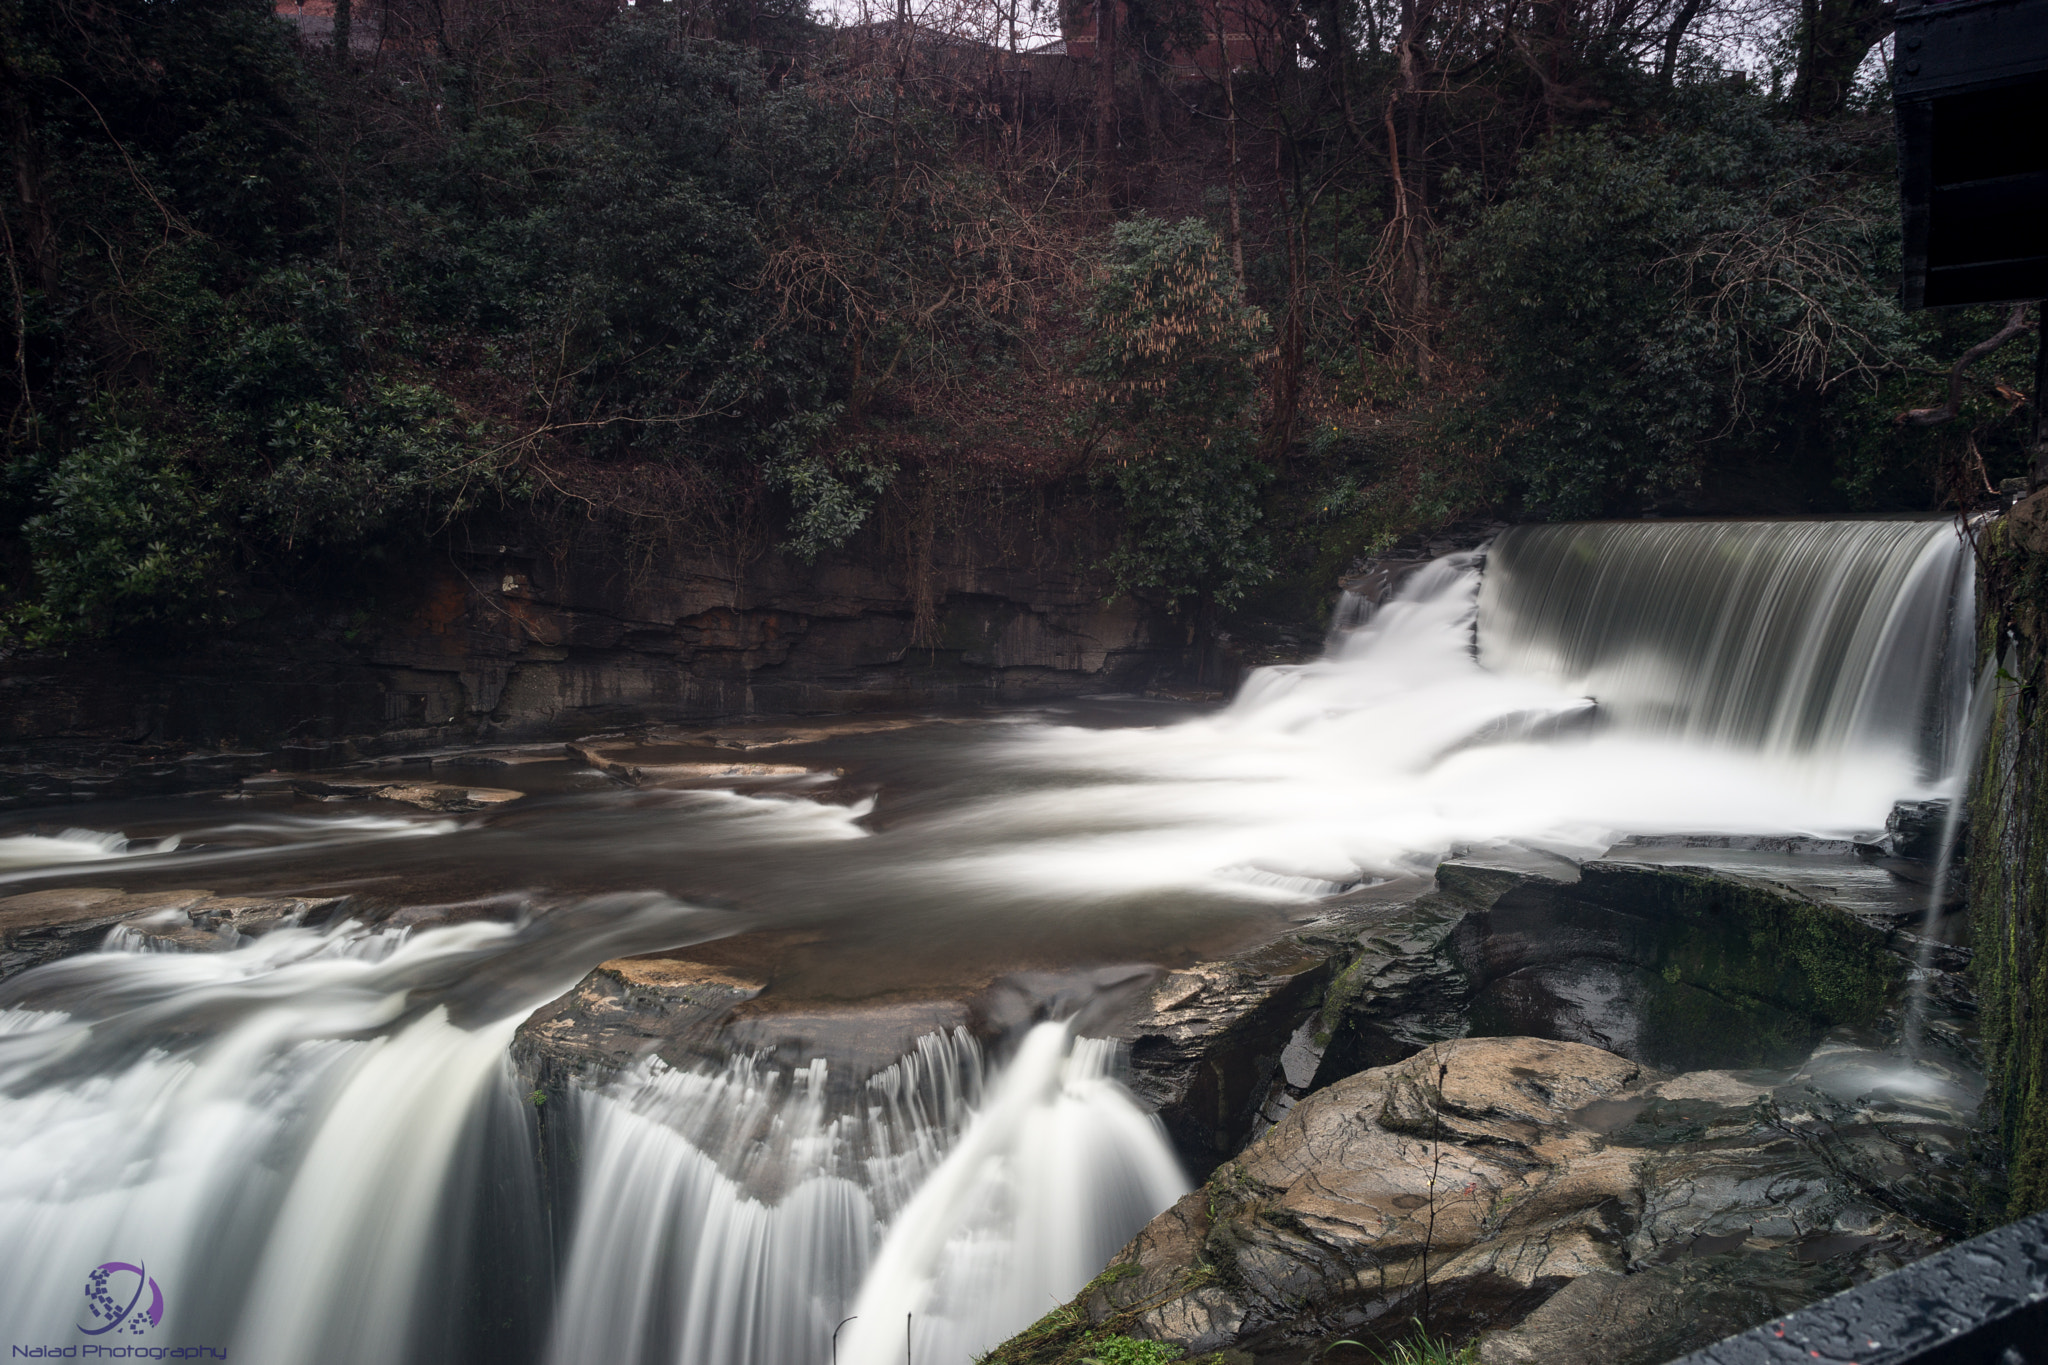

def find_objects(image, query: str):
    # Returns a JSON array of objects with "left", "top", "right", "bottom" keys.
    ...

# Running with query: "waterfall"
[
  {"left": 548, "top": 1021, "right": 1188, "bottom": 1365},
  {"left": 1476, "top": 519, "right": 1974, "bottom": 778},
  {"left": 0, "top": 896, "right": 722, "bottom": 1362}
]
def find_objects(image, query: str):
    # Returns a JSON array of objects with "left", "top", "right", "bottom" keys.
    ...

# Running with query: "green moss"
[
  {"left": 1085, "top": 1338, "right": 1185, "bottom": 1365},
  {"left": 1580, "top": 865, "right": 1898, "bottom": 1029},
  {"left": 1966, "top": 515, "right": 2048, "bottom": 1221},
  {"left": 974, "top": 1260, "right": 1185, "bottom": 1365},
  {"left": 1458, "top": 865, "right": 1901, "bottom": 1072}
]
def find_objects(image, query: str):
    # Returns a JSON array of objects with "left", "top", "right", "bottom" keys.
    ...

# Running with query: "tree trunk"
[
  {"left": 1389, "top": 0, "right": 1432, "bottom": 380},
  {"left": 1214, "top": 0, "right": 1244, "bottom": 281},
  {"left": 332, "top": 0, "right": 352, "bottom": 62},
  {"left": 4, "top": 95, "right": 58, "bottom": 298},
  {"left": 1792, "top": 0, "right": 1896, "bottom": 118},
  {"left": 1096, "top": 0, "right": 1118, "bottom": 160},
  {"left": 1658, "top": 0, "right": 1706, "bottom": 85}
]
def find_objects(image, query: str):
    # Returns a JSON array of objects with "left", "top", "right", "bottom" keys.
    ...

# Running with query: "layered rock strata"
[{"left": 986, "top": 1035, "right": 1963, "bottom": 1365}]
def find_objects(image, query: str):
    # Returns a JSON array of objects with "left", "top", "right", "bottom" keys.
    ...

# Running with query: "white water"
[
  {"left": 0, "top": 813, "right": 458, "bottom": 889},
  {"left": 1480, "top": 520, "right": 1974, "bottom": 779},
  {"left": 943, "top": 521, "right": 1974, "bottom": 902},
  {"left": 0, "top": 829, "right": 179, "bottom": 871},
  {"left": 549, "top": 1021, "right": 1186, "bottom": 1365},
  {"left": 0, "top": 897, "right": 724, "bottom": 1360}
]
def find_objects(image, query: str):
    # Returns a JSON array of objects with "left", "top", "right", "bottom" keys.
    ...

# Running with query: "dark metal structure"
[
  {"left": 1894, "top": 0, "right": 2048, "bottom": 310},
  {"left": 1665, "top": 1207, "right": 2048, "bottom": 1364}
]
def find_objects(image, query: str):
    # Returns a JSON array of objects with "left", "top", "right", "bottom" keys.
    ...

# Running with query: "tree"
[{"left": 1079, "top": 215, "right": 1276, "bottom": 613}]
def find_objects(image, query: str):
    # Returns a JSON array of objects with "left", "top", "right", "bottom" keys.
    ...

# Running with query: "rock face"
[
  {"left": 1453, "top": 861, "right": 1900, "bottom": 1073},
  {"left": 1969, "top": 500, "right": 2048, "bottom": 1220},
  {"left": 986, "top": 1036, "right": 1957, "bottom": 1365},
  {"left": 1110, "top": 893, "right": 1437, "bottom": 1179},
  {"left": 0, "top": 497, "right": 1185, "bottom": 806}
]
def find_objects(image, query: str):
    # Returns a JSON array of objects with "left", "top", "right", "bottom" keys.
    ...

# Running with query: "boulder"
[
  {"left": 514, "top": 950, "right": 774, "bottom": 1088},
  {"left": 983, "top": 1035, "right": 1954, "bottom": 1365},
  {"left": 1455, "top": 861, "right": 1900, "bottom": 1072}
]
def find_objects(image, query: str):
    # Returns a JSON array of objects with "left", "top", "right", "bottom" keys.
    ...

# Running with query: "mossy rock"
[
  {"left": 1456, "top": 861, "right": 1899, "bottom": 1073},
  {"left": 1968, "top": 508, "right": 2048, "bottom": 1220}
]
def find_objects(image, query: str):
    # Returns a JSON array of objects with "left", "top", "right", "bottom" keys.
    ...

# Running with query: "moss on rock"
[{"left": 1966, "top": 509, "right": 2048, "bottom": 1220}]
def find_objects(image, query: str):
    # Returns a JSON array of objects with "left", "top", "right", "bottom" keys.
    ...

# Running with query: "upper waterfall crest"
[{"left": 1475, "top": 520, "right": 1974, "bottom": 779}]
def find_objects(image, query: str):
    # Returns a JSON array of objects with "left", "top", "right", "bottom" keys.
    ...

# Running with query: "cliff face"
[
  {"left": 0, "top": 495, "right": 1185, "bottom": 800},
  {"left": 1969, "top": 493, "right": 2048, "bottom": 1221}
]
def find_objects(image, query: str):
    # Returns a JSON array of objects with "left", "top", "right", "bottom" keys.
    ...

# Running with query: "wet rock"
[
  {"left": 2, "top": 887, "right": 198, "bottom": 976},
  {"left": 1881, "top": 799, "right": 1955, "bottom": 865},
  {"left": 1306, "top": 867, "right": 1513, "bottom": 1090},
  {"left": 1475, "top": 1257, "right": 1842, "bottom": 1365},
  {"left": 1604, "top": 834, "right": 1949, "bottom": 934},
  {"left": 514, "top": 950, "right": 773, "bottom": 1086},
  {"left": 239, "top": 772, "right": 524, "bottom": 811},
  {"left": 1455, "top": 861, "right": 1900, "bottom": 1072},
  {"left": 1100, "top": 884, "right": 1453, "bottom": 1178},
  {"left": 566, "top": 741, "right": 817, "bottom": 785},
  {"left": 1114, "top": 934, "right": 1355, "bottom": 1178},
  {"left": 367, "top": 782, "right": 523, "bottom": 810},
  {"left": 986, "top": 1036, "right": 1953, "bottom": 1364},
  {"left": 1014, "top": 1038, "right": 1650, "bottom": 1360},
  {"left": 0, "top": 886, "right": 342, "bottom": 975}
]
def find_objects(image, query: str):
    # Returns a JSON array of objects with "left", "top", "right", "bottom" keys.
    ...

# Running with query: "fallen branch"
[{"left": 1898, "top": 304, "right": 2034, "bottom": 427}]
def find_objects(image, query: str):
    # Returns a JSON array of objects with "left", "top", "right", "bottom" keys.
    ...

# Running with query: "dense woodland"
[{"left": 0, "top": 0, "right": 2040, "bottom": 642}]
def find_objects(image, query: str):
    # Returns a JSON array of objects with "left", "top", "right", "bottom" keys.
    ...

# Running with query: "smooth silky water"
[{"left": 0, "top": 518, "right": 1978, "bottom": 1364}]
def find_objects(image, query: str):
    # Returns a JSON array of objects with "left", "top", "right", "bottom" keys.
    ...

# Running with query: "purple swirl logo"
[{"left": 79, "top": 1261, "right": 164, "bottom": 1338}]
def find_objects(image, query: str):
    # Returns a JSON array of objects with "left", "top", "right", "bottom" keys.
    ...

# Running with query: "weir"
[
  {"left": 1478, "top": 520, "right": 1974, "bottom": 779},
  {"left": 0, "top": 517, "right": 1986, "bottom": 1365}
]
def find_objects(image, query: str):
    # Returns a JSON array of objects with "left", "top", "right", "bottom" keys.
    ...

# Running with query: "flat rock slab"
[
  {"left": 649, "top": 716, "right": 962, "bottom": 750},
  {"left": 0, "top": 886, "right": 345, "bottom": 978},
  {"left": 241, "top": 773, "right": 524, "bottom": 811},
  {"left": 515, "top": 950, "right": 773, "bottom": 1088},
  {"left": 566, "top": 742, "right": 819, "bottom": 786}
]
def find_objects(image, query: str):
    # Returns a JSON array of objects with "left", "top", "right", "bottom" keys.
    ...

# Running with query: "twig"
[{"left": 1419, "top": 1048, "right": 1448, "bottom": 1330}]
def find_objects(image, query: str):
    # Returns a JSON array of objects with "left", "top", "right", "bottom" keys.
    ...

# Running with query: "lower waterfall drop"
[{"left": 549, "top": 1021, "right": 1187, "bottom": 1365}]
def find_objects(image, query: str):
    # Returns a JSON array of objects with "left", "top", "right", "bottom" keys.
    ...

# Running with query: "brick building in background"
[
  {"left": 1057, "top": 0, "right": 1270, "bottom": 75},
  {"left": 275, "top": 0, "right": 382, "bottom": 49}
]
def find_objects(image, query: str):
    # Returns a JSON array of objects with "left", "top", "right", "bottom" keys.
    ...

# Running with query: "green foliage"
[
  {"left": 19, "top": 429, "right": 228, "bottom": 637},
  {"left": 1448, "top": 88, "right": 1921, "bottom": 517},
  {"left": 768, "top": 444, "right": 897, "bottom": 564},
  {"left": 1088, "top": 1337, "right": 1185, "bottom": 1365},
  {"left": 1358, "top": 1321, "right": 1479, "bottom": 1365},
  {"left": 9, "top": 245, "right": 488, "bottom": 636},
  {"left": 1082, "top": 216, "right": 1274, "bottom": 613}
]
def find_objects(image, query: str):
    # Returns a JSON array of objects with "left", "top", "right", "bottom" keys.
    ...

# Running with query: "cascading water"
[
  {"left": 0, "top": 897, "right": 725, "bottom": 1363},
  {"left": 0, "top": 516, "right": 1981, "bottom": 1365},
  {"left": 547, "top": 1022, "right": 1186, "bottom": 1365},
  {"left": 1477, "top": 519, "right": 1975, "bottom": 779}
]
